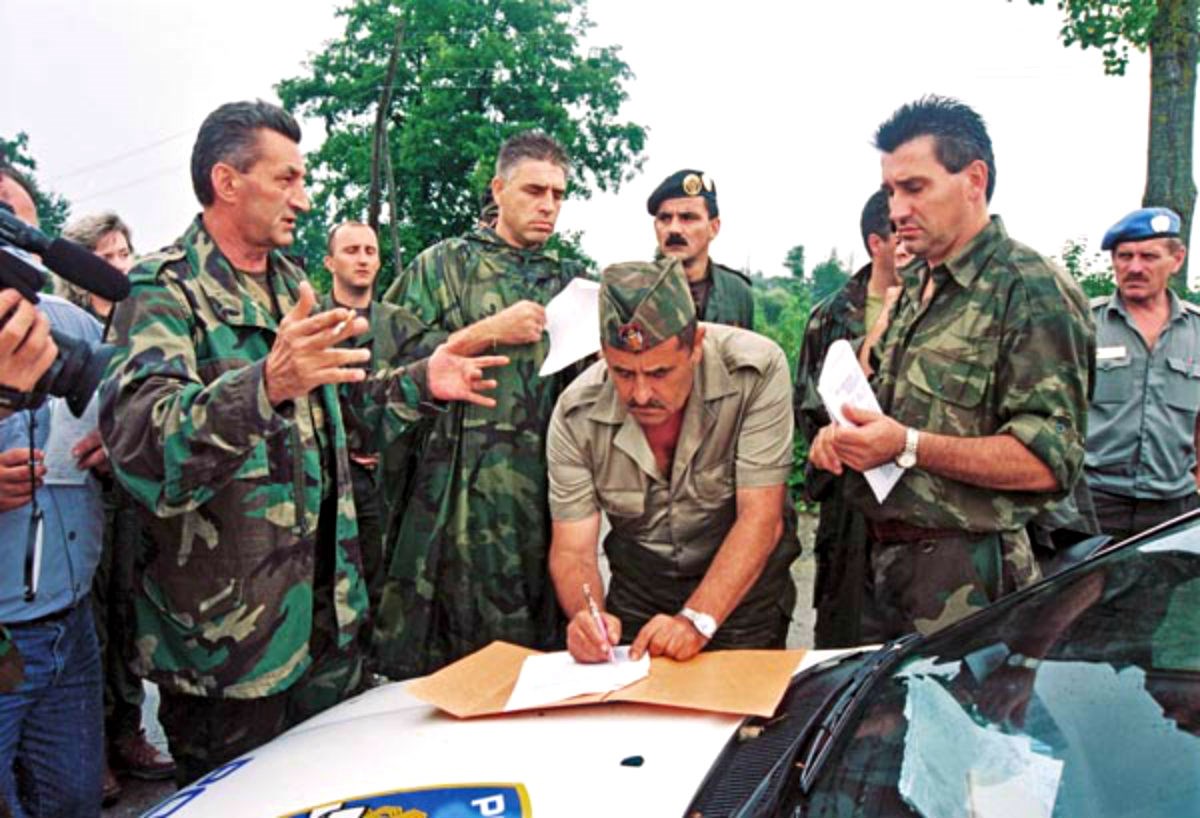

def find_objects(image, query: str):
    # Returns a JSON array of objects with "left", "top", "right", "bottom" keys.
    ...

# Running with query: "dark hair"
[
  {"left": 859, "top": 189, "right": 892, "bottom": 252},
  {"left": 191, "top": 100, "right": 301, "bottom": 206},
  {"left": 874, "top": 95, "right": 996, "bottom": 202},
  {"left": 0, "top": 165, "right": 36, "bottom": 203},
  {"left": 495, "top": 131, "right": 570, "bottom": 180}
]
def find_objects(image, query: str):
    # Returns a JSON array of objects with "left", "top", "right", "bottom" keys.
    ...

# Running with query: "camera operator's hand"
[
  {"left": 0, "top": 289, "right": 58, "bottom": 394},
  {"left": 0, "top": 447, "right": 44, "bottom": 513},
  {"left": 263, "top": 282, "right": 371, "bottom": 407},
  {"left": 73, "top": 428, "right": 109, "bottom": 475}
]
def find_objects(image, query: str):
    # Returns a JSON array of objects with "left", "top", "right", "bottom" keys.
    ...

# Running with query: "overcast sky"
[{"left": 2, "top": 0, "right": 1181, "bottom": 278}]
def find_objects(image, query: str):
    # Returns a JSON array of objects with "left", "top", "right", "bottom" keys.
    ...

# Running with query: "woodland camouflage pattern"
[
  {"left": 600, "top": 258, "right": 695, "bottom": 352},
  {"left": 794, "top": 264, "right": 872, "bottom": 647},
  {"left": 100, "top": 216, "right": 432, "bottom": 698},
  {"left": 374, "top": 227, "right": 584, "bottom": 678},
  {"left": 850, "top": 217, "right": 1094, "bottom": 632},
  {"left": 859, "top": 217, "right": 1093, "bottom": 532}
]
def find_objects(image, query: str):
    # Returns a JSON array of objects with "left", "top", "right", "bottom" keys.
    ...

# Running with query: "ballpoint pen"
[{"left": 582, "top": 582, "right": 614, "bottom": 662}]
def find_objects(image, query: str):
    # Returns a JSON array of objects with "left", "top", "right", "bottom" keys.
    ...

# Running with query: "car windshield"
[{"left": 803, "top": 514, "right": 1200, "bottom": 818}]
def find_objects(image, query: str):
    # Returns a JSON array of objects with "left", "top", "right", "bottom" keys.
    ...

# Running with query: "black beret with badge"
[
  {"left": 1101, "top": 206, "right": 1182, "bottom": 251},
  {"left": 646, "top": 169, "right": 718, "bottom": 217}
]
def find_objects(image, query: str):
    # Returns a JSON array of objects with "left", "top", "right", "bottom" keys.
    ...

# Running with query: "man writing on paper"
[
  {"left": 548, "top": 259, "right": 800, "bottom": 663},
  {"left": 809, "top": 96, "right": 1092, "bottom": 641}
]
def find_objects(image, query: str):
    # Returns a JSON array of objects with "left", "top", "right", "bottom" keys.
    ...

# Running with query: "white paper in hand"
[
  {"left": 816, "top": 339, "right": 903, "bottom": 503},
  {"left": 539, "top": 277, "right": 601, "bottom": 377}
]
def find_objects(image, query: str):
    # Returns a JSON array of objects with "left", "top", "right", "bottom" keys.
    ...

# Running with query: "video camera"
[{"left": 0, "top": 202, "right": 131, "bottom": 416}]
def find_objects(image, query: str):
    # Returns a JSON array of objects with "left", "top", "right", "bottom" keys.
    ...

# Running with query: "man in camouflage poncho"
[
  {"left": 794, "top": 190, "right": 902, "bottom": 648},
  {"left": 810, "top": 96, "right": 1093, "bottom": 641},
  {"left": 99, "top": 101, "right": 506, "bottom": 784},
  {"left": 375, "top": 132, "right": 584, "bottom": 678}
]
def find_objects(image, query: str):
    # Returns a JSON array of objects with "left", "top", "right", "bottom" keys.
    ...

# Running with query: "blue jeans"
[{"left": 0, "top": 601, "right": 103, "bottom": 818}]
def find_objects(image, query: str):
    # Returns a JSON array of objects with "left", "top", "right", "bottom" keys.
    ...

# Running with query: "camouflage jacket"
[
  {"left": 375, "top": 227, "right": 583, "bottom": 677},
  {"left": 794, "top": 264, "right": 871, "bottom": 501},
  {"left": 318, "top": 294, "right": 438, "bottom": 457},
  {"left": 100, "top": 216, "right": 433, "bottom": 698},
  {"left": 702, "top": 261, "right": 755, "bottom": 330},
  {"left": 856, "top": 217, "right": 1094, "bottom": 532}
]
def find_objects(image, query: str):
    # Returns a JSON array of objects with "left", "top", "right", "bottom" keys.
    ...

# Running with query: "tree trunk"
[
  {"left": 1144, "top": 0, "right": 1199, "bottom": 287},
  {"left": 383, "top": 136, "right": 403, "bottom": 278},
  {"left": 369, "top": 16, "right": 407, "bottom": 232}
]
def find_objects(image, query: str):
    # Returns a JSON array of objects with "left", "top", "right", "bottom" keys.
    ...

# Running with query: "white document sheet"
[
  {"left": 816, "top": 339, "right": 903, "bottom": 503},
  {"left": 539, "top": 277, "right": 601, "bottom": 377},
  {"left": 504, "top": 646, "right": 649, "bottom": 712},
  {"left": 42, "top": 397, "right": 98, "bottom": 486}
]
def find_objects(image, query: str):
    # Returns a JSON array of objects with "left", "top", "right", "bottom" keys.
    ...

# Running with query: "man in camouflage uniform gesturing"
[
  {"left": 374, "top": 132, "right": 583, "bottom": 678},
  {"left": 810, "top": 96, "right": 1093, "bottom": 641},
  {"left": 100, "top": 100, "right": 505, "bottom": 784}
]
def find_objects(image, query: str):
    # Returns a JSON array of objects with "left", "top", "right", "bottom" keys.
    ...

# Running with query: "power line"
[
  {"left": 72, "top": 163, "right": 185, "bottom": 204},
  {"left": 48, "top": 130, "right": 191, "bottom": 183}
]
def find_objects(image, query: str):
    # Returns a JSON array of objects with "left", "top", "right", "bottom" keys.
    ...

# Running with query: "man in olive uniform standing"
[
  {"left": 321, "top": 221, "right": 433, "bottom": 632},
  {"left": 648, "top": 169, "right": 754, "bottom": 329},
  {"left": 1086, "top": 207, "right": 1200, "bottom": 542},
  {"left": 810, "top": 96, "right": 1092, "bottom": 641},
  {"left": 548, "top": 258, "right": 799, "bottom": 663},
  {"left": 376, "top": 131, "right": 583, "bottom": 678}
]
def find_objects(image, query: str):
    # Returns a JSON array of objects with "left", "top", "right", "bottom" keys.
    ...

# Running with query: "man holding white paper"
[
  {"left": 809, "top": 97, "right": 1092, "bottom": 641},
  {"left": 548, "top": 258, "right": 799, "bottom": 663}
]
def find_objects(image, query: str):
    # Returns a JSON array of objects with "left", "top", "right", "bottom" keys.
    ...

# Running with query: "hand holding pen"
[{"left": 566, "top": 582, "right": 621, "bottom": 663}]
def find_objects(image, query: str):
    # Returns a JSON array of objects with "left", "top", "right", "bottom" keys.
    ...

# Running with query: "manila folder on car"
[{"left": 406, "top": 640, "right": 804, "bottom": 719}]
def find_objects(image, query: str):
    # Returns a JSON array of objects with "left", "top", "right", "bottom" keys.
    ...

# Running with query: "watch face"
[{"left": 896, "top": 451, "right": 917, "bottom": 469}]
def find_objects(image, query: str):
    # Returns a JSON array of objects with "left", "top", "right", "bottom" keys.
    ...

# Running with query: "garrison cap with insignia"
[
  {"left": 600, "top": 258, "right": 696, "bottom": 352},
  {"left": 1101, "top": 206, "right": 1182, "bottom": 251},
  {"left": 646, "top": 168, "right": 719, "bottom": 217}
]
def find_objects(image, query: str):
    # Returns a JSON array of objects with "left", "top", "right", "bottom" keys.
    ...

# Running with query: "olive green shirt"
[
  {"left": 547, "top": 324, "right": 797, "bottom": 638},
  {"left": 1087, "top": 290, "right": 1200, "bottom": 500},
  {"left": 858, "top": 216, "right": 1093, "bottom": 533}
]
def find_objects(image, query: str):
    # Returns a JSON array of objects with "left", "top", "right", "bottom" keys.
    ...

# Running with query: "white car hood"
[{"left": 143, "top": 649, "right": 858, "bottom": 818}]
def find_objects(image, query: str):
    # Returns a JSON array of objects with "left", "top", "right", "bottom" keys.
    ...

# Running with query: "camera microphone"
[{"left": 0, "top": 204, "right": 131, "bottom": 302}]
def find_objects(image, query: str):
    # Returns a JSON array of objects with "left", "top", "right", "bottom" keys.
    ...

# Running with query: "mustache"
[
  {"left": 627, "top": 398, "right": 667, "bottom": 410},
  {"left": 665, "top": 233, "right": 688, "bottom": 247}
]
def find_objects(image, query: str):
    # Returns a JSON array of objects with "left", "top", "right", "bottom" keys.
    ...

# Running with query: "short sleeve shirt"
[
  {"left": 547, "top": 324, "right": 792, "bottom": 576},
  {"left": 1086, "top": 290, "right": 1200, "bottom": 499}
]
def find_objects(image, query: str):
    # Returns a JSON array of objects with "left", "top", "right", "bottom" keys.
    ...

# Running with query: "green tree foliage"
[
  {"left": 784, "top": 244, "right": 806, "bottom": 279},
  {"left": 751, "top": 272, "right": 814, "bottom": 503},
  {"left": 1020, "top": 0, "right": 1198, "bottom": 285},
  {"left": 278, "top": 0, "right": 647, "bottom": 292},
  {"left": 810, "top": 249, "right": 851, "bottom": 303},
  {"left": 0, "top": 132, "right": 71, "bottom": 236}
]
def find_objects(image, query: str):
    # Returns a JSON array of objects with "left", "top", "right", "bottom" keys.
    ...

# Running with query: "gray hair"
[{"left": 495, "top": 131, "right": 570, "bottom": 180}]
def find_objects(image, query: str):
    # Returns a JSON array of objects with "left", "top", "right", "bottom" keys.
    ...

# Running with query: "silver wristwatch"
[
  {"left": 895, "top": 427, "right": 919, "bottom": 469},
  {"left": 680, "top": 607, "right": 717, "bottom": 639}
]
